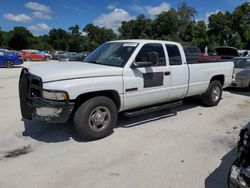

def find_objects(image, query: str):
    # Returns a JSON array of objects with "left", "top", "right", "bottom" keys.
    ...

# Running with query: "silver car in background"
[{"left": 231, "top": 57, "right": 250, "bottom": 91}]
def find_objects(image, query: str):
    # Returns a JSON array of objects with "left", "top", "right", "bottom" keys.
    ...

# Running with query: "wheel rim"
[
  {"left": 212, "top": 86, "right": 220, "bottom": 102},
  {"left": 88, "top": 106, "right": 111, "bottom": 132},
  {"left": 5, "top": 61, "right": 13, "bottom": 68}
]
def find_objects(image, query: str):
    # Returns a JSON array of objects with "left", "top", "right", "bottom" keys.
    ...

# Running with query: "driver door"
[{"left": 123, "top": 43, "right": 170, "bottom": 110}]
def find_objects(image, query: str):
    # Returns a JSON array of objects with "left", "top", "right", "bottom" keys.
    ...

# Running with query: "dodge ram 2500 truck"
[{"left": 19, "top": 40, "right": 234, "bottom": 140}]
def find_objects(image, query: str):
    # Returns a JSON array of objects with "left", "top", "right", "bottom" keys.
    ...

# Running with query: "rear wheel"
[
  {"left": 5, "top": 60, "right": 14, "bottom": 68},
  {"left": 25, "top": 57, "right": 31, "bottom": 61},
  {"left": 45, "top": 56, "right": 51, "bottom": 61},
  {"left": 202, "top": 80, "right": 222, "bottom": 106},
  {"left": 73, "top": 96, "right": 118, "bottom": 141}
]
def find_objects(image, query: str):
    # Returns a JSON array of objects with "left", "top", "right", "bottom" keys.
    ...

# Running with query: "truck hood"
[{"left": 29, "top": 61, "right": 123, "bottom": 82}]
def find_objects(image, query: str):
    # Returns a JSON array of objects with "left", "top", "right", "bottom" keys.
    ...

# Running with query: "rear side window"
[
  {"left": 165, "top": 44, "right": 182, "bottom": 65},
  {"left": 0, "top": 52, "right": 4, "bottom": 56},
  {"left": 184, "top": 47, "right": 199, "bottom": 64},
  {"left": 136, "top": 43, "right": 166, "bottom": 66}
]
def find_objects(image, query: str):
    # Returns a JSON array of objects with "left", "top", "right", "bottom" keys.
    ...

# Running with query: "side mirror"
[{"left": 148, "top": 52, "right": 159, "bottom": 65}]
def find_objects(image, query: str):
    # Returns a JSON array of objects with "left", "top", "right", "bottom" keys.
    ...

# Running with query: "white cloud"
[
  {"left": 3, "top": 13, "right": 32, "bottom": 23},
  {"left": 107, "top": 4, "right": 116, "bottom": 10},
  {"left": 205, "top": 10, "right": 223, "bottom": 23},
  {"left": 147, "top": 2, "right": 170, "bottom": 16},
  {"left": 33, "top": 11, "right": 52, "bottom": 19},
  {"left": 27, "top": 23, "right": 51, "bottom": 32},
  {"left": 80, "top": 31, "right": 88, "bottom": 36},
  {"left": 93, "top": 8, "right": 134, "bottom": 33},
  {"left": 25, "top": 2, "right": 51, "bottom": 13}
]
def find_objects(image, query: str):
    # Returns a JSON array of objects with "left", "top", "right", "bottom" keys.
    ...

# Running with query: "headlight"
[{"left": 42, "top": 90, "right": 69, "bottom": 101}]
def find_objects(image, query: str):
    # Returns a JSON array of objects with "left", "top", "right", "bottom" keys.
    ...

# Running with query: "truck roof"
[{"left": 108, "top": 39, "right": 181, "bottom": 46}]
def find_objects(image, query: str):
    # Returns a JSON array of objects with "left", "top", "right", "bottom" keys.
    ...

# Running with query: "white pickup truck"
[{"left": 19, "top": 40, "right": 234, "bottom": 140}]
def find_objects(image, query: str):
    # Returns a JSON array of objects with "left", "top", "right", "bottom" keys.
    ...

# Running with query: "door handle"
[{"left": 164, "top": 71, "right": 171, "bottom": 76}]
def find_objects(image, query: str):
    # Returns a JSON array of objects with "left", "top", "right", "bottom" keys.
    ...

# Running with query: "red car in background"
[
  {"left": 184, "top": 46, "right": 221, "bottom": 64},
  {"left": 21, "top": 50, "right": 46, "bottom": 61}
]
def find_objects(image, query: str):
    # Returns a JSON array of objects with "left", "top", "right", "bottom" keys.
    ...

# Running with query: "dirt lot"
[{"left": 0, "top": 61, "right": 249, "bottom": 188}]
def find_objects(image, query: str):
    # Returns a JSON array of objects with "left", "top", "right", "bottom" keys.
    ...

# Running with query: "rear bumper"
[{"left": 231, "top": 78, "right": 250, "bottom": 88}]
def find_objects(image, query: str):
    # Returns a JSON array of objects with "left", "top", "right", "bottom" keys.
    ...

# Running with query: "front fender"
[{"left": 42, "top": 76, "right": 123, "bottom": 101}]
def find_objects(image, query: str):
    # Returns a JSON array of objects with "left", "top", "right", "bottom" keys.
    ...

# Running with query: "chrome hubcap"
[
  {"left": 89, "top": 106, "right": 111, "bottom": 132},
  {"left": 6, "top": 61, "right": 13, "bottom": 68},
  {"left": 212, "top": 86, "right": 220, "bottom": 101}
]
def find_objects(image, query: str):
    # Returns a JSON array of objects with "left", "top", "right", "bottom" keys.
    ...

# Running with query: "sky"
[{"left": 0, "top": 0, "right": 249, "bottom": 35}]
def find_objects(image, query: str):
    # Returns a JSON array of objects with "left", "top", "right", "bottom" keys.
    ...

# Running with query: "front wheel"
[
  {"left": 73, "top": 96, "right": 118, "bottom": 141},
  {"left": 5, "top": 60, "right": 14, "bottom": 68},
  {"left": 202, "top": 80, "right": 222, "bottom": 106}
]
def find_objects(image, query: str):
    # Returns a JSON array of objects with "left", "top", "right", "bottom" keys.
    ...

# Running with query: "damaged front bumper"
[
  {"left": 30, "top": 97, "right": 74, "bottom": 123},
  {"left": 229, "top": 163, "right": 250, "bottom": 188},
  {"left": 19, "top": 68, "right": 74, "bottom": 123}
]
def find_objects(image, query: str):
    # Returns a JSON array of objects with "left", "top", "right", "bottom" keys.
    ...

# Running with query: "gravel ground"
[{"left": 0, "top": 61, "right": 249, "bottom": 188}]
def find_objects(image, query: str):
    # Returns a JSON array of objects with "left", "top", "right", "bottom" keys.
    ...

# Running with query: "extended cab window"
[
  {"left": 165, "top": 44, "right": 182, "bottom": 65},
  {"left": 0, "top": 52, "right": 4, "bottom": 56},
  {"left": 135, "top": 43, "right": 166, "bottom": 66}
]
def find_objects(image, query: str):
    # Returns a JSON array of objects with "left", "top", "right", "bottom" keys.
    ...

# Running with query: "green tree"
[
  {"left": 68, "top": 25, "right": 84, "bottom": 52},
  {"left": 119, "top": 15, "right": 153, "bottom": 39},
  {"left": 208, "top": 11, "right": 234, "bottom": 46},
  {"left": 192, "top": 20, "right": 209, "bottom": 50},
  {"left": 153, "top": 9, "right": 179, "bottom": 39},
  {"left": 232, "top": 3, "right": 250, "bottom": 48},
  {"left": 7, "top": 27, "right": 33, "bottom": 50},
  {"left": 83, "top": 24, "right": 117, "bottom": 46},
  {"left": 30, "top": 35, "right": 53, "bottom": 51},
  {"left": 177, "top": 3, "right": 197, "bottom": 42},
  {"left": 48, "top": 28, "right": 70, "bottom": 50}
]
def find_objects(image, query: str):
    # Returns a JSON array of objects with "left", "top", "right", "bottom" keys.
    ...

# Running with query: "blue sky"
[{"left": 0, "top": 0, "right": 248, "bottom": 35}]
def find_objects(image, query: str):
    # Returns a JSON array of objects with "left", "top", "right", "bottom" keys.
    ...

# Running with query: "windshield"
[
  {"left": 84, "top": 42, "right": 138, "bottom": 67},
  {"left": 234, "top": 58, "right": 250, "bottom": 69}
]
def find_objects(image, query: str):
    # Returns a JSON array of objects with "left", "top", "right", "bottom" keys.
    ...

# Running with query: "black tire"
[
  {"left": 247, "top": 82, "right": 250, "bottom": 92},
  {"left": 4, "top": 60, "right": 14, "bottom": 68},
  {"left": 45, "top": 56, "right": 51, "bottom": 61},
  {"left": 73, "top": 96, "right": 118, "bottom": 141},
  {"left": 202, "top": 80, "right": 222, "bottom": 107},
  {"left": 25, "top": 57, "right": 31, "bottom": 61}
]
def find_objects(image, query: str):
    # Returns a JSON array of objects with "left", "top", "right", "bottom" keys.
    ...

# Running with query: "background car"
[
  {"left": 231, "top": 57, "right": 250, "bottom": 91},
  {"left": 52, "top": 51, "right": 67, "bottom": 60},
  {"left": 58, "top": 52, "right": 84, "bottom": 61},
  {"left": 21, "top": 50, "right": 46, "bottom": 61},
  {"left": 184, "top": 46, "right": 221, "bottom": 64},
  {"left": 215, "top": 46, "right": 239, "bottom": 60},
  {"left": 81, "top": 52, "right": 90, "bottom": 60},
  {"left": 36, "top": 51, "right": 52, "bottom": 61},
  {"left": 0, "top": 50, "right": 23, "bottom": 68},
  {"left": 9, "top": 50, "right": 23, "bottom": 57}
]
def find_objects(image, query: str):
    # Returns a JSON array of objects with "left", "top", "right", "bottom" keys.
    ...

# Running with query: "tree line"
[{"left": 0, "top": 2, "right": 250, "bottom": 52}]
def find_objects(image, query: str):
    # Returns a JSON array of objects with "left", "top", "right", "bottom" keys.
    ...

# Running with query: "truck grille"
[{"left": 19, "top": 68, "right": 42, "bottom": 119}]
